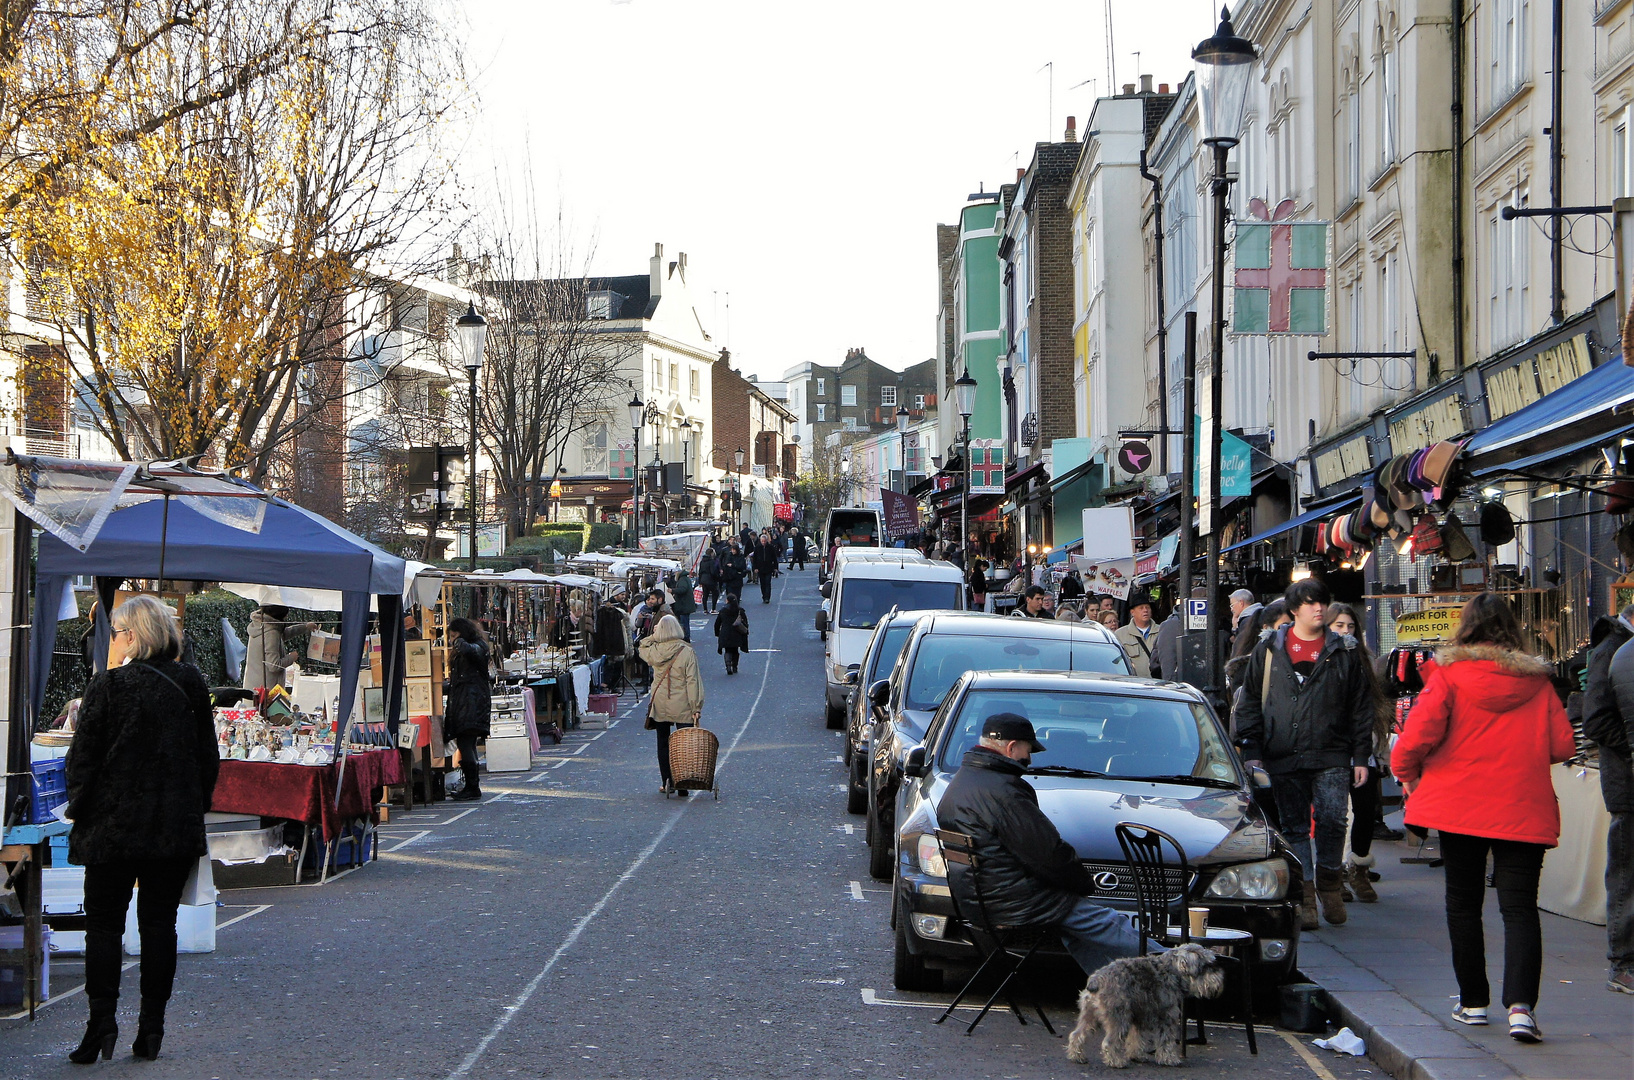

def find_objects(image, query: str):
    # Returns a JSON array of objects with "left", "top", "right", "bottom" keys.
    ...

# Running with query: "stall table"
[
  {"left": 210, "top": 749, "right": 403, "bottom": 882},
  {"left": 1, "top": 819, "right": 71, "bottom": 1019}
]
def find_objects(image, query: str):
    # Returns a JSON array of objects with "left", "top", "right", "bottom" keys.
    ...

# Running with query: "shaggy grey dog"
[{"left": 1065, "top": 944, "right": 1227, "bottom": 1068}]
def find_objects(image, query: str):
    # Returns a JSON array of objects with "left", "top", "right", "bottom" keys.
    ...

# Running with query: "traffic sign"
[
  {"left": 1117, "top": 440, "right": 1153, "bottom": 476},
  {"left": 1186, "top": 598, "right": 1208, "bottom": 631}
]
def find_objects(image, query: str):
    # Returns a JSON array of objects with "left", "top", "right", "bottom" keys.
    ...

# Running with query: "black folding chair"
[
  {"left": 934, "top": 828, "right": 1058, "bottom": 1037},
  {"left": 1115, "top": 821, "right": 1257, "bottom": 1056}
]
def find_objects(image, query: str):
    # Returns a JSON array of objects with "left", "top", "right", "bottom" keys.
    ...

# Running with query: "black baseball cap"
[{"left": 982, "top": 713, "right": 1045, "bottom": 752}]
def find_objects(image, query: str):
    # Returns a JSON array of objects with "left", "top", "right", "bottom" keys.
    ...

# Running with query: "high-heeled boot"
[
  {"left": 69, "top": 999, "right": 118, "bottom": 1064},
  {"left": 132, "top": 996, "right": 166, "bottom": 1060}
]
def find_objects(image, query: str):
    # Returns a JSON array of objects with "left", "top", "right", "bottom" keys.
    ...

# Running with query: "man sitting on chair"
[{"left": 937, "top": 713, "right": 1154, "bottom": 975}]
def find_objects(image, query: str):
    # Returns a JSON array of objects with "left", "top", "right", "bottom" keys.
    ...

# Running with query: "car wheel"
[
  {"left": 825, "top": 700, "right": 845, "bottom": 730},
  {"left": 847, "top": 752, "right": 868, "bottom": 814},
  {"left": 868, "top": 805, "right": 894, "bottom": 880},
  {"left": 894, "top": 919, "right": 943, "bottom": 992}
]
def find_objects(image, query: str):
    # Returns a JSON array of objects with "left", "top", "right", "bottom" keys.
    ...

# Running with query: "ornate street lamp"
[
  {"left": 734, "top": 446, "right": 746, "bottom": 530},
  {"left": 1193, "top": 3, "right": 1256, "bottom": 704},
  {"left": 895, "top": 404, "right": 911, "bottom": 493},
  {"left": 954, "top": 366, "right": 978, "bottom": 565},
  {"left": 455, "top": 302, "right": 488, "bottom": 571},
  {"left": 628, "top": 390, "right": 645, "bottom": 542}
]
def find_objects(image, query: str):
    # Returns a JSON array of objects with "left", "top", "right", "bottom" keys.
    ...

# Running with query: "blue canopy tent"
[{"left": 28, "top": 497, "right": 408, "bottom": 764}]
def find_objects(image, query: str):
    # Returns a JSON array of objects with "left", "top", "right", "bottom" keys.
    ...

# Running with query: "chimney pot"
[
  {"left": 1016, "top": 167, "right": 1025, "bottom": 180},
  {"left": 1122, "top": 83, "right": 1137, "bottom": 95},
  {"left": 1140, "top": 74, "right": 1154, "bottom": 94},
  {"left": 1159, "top": 83, "right": 1170, "bottom": 94},
  {"left": 1064, "top": 115, "right": 1078, "bottom": 142}
]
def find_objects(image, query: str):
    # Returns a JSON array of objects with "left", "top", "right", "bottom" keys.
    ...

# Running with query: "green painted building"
[{"left": 956, "top": 199, "right": 1004, "bottom": 443}]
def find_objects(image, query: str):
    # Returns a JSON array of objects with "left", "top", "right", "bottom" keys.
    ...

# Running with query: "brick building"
[
  {"left": 712, "top": 349, "right": 797, "bottom": 530},
  {"left": 783, "top": 349, "right": 938, "bottom": 454}
]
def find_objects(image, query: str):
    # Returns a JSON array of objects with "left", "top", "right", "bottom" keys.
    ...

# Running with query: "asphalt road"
[{"left": 4, "top": 565, "right": 1380, "bottom": 1079}]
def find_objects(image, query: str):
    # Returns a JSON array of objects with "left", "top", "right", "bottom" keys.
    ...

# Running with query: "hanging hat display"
[
  {"left": 1478, "top": 501, "right": 1515, "bottom": 546},
  {"left": 1605, "top": 479, "right": 1634, "bottom": 515},
  {"left": 1439, "top": 513, "right": 1476, "bottom": 562},
  {"left": 1420, "top": 441, "right": 1462, "bottom": 490}
]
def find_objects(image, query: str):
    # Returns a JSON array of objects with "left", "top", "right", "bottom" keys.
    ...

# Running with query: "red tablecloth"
[{"left": 212, "top": 749, "right": 405, "bottom": 843}]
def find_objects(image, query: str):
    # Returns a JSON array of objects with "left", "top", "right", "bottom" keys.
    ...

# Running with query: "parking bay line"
[
  {"left": 859, "top": 987, "right": 1021, "bottom": 1015},
  {"left": 1277, "top": 1031, "right": 1342, "bottom": 1080}
]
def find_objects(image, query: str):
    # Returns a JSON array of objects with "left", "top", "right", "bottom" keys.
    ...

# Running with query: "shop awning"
[
  {"left": 1222, "top": 496, "right": 1360, "bottom": 553},
  {"left": 1465, "top": 357, "right": 1634, "bottom": 457},
  {"left": 1469, "top": 422, "right": 1634, "bottom": 478}
]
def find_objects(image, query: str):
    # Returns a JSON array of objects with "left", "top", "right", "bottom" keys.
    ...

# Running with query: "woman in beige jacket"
[{"left": 638, "top": 615, "right": 705, "bottom": 796}]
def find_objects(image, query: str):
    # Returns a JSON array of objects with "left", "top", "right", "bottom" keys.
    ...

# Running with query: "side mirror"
[
  {"left": 903, "top": 745, "right": 928, "bottom": 778},
  {"left": 1250, "top": 766, "right": 1272, "bottom": 790},
  {"left": 867, "top": 679, "right": 891, "bottom": 707},
  {"left": 815, "top": 610, "right": 828, "bottom": 633},
  {"left": 844, "top": 666, "right": 860, "bottom": 686},
  {"left": 819, "top": 582, "right": 832, "bottom": 599}
]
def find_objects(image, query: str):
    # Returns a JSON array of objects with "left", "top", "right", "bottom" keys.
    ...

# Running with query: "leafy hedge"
[
  {"left": 508, "top": 534, "right": 583, "bottom": 560},
  {"left": 587, "top": 523, "right": 622, "bottom": 550},
  {"left": 39, "top": 590, "right": 333, "bottom": 730}
]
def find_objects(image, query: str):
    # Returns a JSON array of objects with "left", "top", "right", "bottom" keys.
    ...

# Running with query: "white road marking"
[
  {"left": 859, "top": 987, "right": 1019, "bottom": 1014},
  {"left": 849, "top": 880, "right": 865, "bottom": 901},
  {"left": 834, "top": 824, "right": 855, "bottom": 835},
  {"left": 216, "top": 903, "right": 273, "bottom": 930},
  {"left": 447, "top": 569, "right": 789, "bottom": 1080},
  {"left": 386, "top": 829, "right": 431, "bottom": 852},
  {"left": 1278, "top": 1031, "right": 1343, "bottom": 1080}
]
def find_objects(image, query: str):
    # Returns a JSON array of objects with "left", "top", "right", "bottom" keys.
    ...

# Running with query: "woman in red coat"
[{"left": 1392, "top": 593, "right": 1576, "bottom": 1044}]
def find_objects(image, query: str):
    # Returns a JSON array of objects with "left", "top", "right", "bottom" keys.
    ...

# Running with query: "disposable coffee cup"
[{"left": 1188, "top": 907, "right": 1208, "bottom": 936}]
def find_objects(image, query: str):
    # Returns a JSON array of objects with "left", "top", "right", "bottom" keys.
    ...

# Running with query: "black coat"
[
  {"left": 792, "top": 533, "right": 808, "bottom": 559},
  {"left": 1232, "top": 627, "right": 1373, "bottom": 775},
  {"left": 936, "top": 747, "right": 1093, "bottom": 927},
  {"left": 1599, "top": 627, "right": 1634, "bottom": 813},
  {"left": 65, "top": 659, "right": 218, "bottom": 865},
  {"left": 751, "top": 542, "right": 779, "bottom": 576},
  {"left": 443, "top": 638, "right": 492, "bottom": 739},
  {"left": 719, "top": 553, "right": 747, "bottom": 591},
  {"left": 714, "top": 602, "right": 749, "bottom": 651},
  {"left": 697, "top": 555, "right": 720, "bottom": 587},
  {"left": 592, "top": 605, "right": 628, "bottom": 657}
]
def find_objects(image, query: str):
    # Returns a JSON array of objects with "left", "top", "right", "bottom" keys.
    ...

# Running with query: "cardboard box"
[{"left": 404, "top": 640, "right": 433, "bottom": 678}]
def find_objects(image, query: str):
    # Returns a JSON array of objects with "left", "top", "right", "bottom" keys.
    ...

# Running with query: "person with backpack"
[
  {"left": 1393, "top": 593, "right": 1576, "bottom": 1041},
  {"left": 1579, "top": 604, "right": 1634, "bottom": 995},
  {"left": 714, "top": 592, "right": 749, "bottom": 674},
  {"left": 696, "top": 549, "right": 721, "bottom": 614},
  {"left": 1232, "top": 578, "right": 1375, "bottom": 931}
]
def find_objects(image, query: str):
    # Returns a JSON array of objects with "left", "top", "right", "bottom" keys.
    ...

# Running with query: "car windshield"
[
  {"left": 869, "top": 623, "right": 916, "bottom": 680},
  {"left": 937, "top": 689, "right": 1239, "bottom": 783},
  {"left": 903, "top": 634, "right": 1127, "bottom": 711},
  {"left": 831, "top": 514, "right": 879, "bottom": 546},
  {"left": 839, "top": 580, "right": 960, "bottom": 630}
]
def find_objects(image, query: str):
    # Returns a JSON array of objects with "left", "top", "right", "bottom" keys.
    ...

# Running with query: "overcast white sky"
[{"left": 462, "top": 0, "right": 1222, "bottom": 380}]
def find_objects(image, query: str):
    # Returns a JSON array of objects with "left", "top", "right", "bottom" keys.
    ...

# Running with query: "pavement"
[
  {"left": 0, "top": 565, "right": 1374, "bottom": 1078},
  {"left": 1298, "top": 826, "right": 1634, "bottom": 1080}
]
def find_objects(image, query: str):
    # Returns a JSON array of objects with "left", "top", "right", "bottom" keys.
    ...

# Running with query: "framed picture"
[{"left": 1614, "top": 579, "right": 1634, "bottom": 618}]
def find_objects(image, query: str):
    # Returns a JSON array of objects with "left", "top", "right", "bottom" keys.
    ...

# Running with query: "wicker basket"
[{"left": 669, "top": 724, "right": 719, "bottom": 793}]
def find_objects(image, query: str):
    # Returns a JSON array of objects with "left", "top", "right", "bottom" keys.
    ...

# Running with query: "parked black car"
[
  {"left": 890, "top": 669, "right": 1300, "bottom": 997},
  {"left": 843, "top": 610, "right": 929, "bottom": 814},
  {"left": 863, "top": 614, "right": 1129, "bottom": 879}
]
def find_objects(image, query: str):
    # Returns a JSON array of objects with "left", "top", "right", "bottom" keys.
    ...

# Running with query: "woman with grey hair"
[
  {"left": 64, "top": 595, "right": 217, "bottom": 1063},
  {"left": 639, "top": 615, "right": 704, "bottom": 795}
]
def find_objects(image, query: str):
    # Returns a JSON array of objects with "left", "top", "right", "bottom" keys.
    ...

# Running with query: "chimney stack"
[
  {"left": 1122, "top": 83, "right": 1137, "bottom": 95},
  {"left": 1140, "top": 74, "right": 1154, "bottom": 94},
  {"left": 1017, "top": 167, "right": 1025, "bottom": 181},
  {"left": 650, "top": 242, "right": 664, "bottom": 299},
  {"left": 1064, "top": 115, "right": 1077, "bottom": 142}
]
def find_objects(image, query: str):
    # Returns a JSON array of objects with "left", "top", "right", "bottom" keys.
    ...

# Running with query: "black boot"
[
  {"left": 69, "top": 1000, "right": 118, "bottom": 1064},
  {"left": 132, "top": 997, "right": 165, "bottom": 1060}
]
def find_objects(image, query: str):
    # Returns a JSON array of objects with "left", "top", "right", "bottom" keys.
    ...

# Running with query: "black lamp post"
[
  {"left": 954, "top": 365, "right": 978, "bottom": 563},
  {"left": 455, "top": 302, "right": 489, "bottom": 571},
  {"left": 734, "top": 446, "right": 746, "bottom": 531},
  {"left": 1193, "top": 3, "right": 1256, "bottom": 703},
  {"left": 895, "top": 404, "right": 911, "bottom": 493},
  {"left": 627, "top": 391, "right": 644, "bottom": 543}
]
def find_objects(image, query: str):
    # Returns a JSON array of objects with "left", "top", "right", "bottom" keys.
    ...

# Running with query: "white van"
[
  {"left": 815, "top": 553, "right": 965, "bottom": 726},
  {"left": 818, "top": 507, "right": 887, "bottom": 583}
]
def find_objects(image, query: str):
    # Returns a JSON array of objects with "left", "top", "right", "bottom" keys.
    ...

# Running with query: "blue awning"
[
  {"left": 1466, "top": 358, "right": 1634, "bottom": 456},
  {"left": 1469, "top": 422, "right": 1634, "bottom": 477},
  {"left": 1222, "top": 496, "right": 1360, "bottom": 553}
]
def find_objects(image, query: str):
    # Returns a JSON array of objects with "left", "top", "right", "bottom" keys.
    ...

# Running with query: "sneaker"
[
  {"left": 1507, "top": 1005, "right": 1541, "bottom": 1043},
  {"left": 1450, "top": 1003, "right": 1488, "bottom": 1026},
  {"left": 1607, "top": 970, "right": 1634, "bottom": 995}
]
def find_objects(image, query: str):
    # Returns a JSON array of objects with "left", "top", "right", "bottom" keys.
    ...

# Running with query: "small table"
[{"left": 1, "top": 819, "right": 72, "bottom": 1019}]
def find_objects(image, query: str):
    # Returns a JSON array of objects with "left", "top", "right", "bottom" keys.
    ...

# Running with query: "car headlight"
[
  {"left": 1204, "top": 858, "right": 1290, "bottom": 900},
  {"left": 915, "top": 833, "right": 947, "bottom": 878}
]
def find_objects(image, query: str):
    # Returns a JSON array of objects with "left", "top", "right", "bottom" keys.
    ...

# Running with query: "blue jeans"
[
  {"left": 1271, "top": 766, "right": 1352, "bottom": 878},
  {"left": 1054, "top": 895, "right": 1148, "bottom": 975},
  {"left": 676, "top": 610, "right": 691, "bottom": 641},
  {"left": 1609, "top": 809, "right": 1634, "bottom": 975}
]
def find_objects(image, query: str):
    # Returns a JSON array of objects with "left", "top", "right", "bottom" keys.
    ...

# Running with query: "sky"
[{"left": 461, "top": 0, "right": 1223, "bottom": 381}]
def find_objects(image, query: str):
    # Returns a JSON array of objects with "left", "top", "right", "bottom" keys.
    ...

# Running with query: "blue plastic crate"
[{"left": 29, "top": 759, "right": 68, "bottom": 824}]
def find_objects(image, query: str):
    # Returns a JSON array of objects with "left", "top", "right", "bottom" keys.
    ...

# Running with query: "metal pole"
[
  {"left": 468, "top": 365, "right": 478, "bottom": 572},
  {"left": 961, "top": 415, "right": 971, "bottom": 574},
  {"left": 1178, "top": 312, "right": 1197, "bottom": 636},
  {"left": 1204, "top": 142, "right": 1232, "bottom": 708},
  {"left": 633, "top": 423, "right": 642, "bottom": 544},
  {"left": 1549, "top": 0, "right": 1564, "bottom": 325}
]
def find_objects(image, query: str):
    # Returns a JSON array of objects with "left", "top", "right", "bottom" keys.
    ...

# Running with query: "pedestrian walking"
[
  {"left": 638, "top": 615, "right": 705, "bottom": 797},
  {"left": 64, "top": 595, "right": 218, "bottom": 1064},
  {"left": 1584, "top": 603, "right": 1634, "bottom": 995},
  {"left": 1011, "top": 584, "right": 1050, "bottom": 618},
  {"left": 714, "top": 592, "right": 749, "bottom": 674},
  {"left": 697, "top": 549, "right": 721, "bottom": 614},
  {"left": 967, "top": 557, "right": 988, "bottom": 611},
  {"left": 753, "top": 531, "right": 780, "bottom": 604},
  {"left": 1114, "top": 594, "right": 1158, "bottom": 678},
  {"left": 670, "top": 568, "right": 697, "bottom": 641},
  {"left": 1323, "top": 602, "right": 1392, "bottom": 903},
  {"left": 1097, "top": 609, "right": 1120, "bottom": 631},
  {"left": 444, "top": 618, "right": 493, "bottom": 802},
  {"left": 790, "top": 528, "right": 808, "bottom": 571},
  {"left": 1392, "top": 593, "right": 1576, "bottom": 1041},
  {"left": 719, "top": 542, "right": 746, "bottom": 599},
  {"left": 1232, "top": 578, "right": 1374, "bottom": 931}
]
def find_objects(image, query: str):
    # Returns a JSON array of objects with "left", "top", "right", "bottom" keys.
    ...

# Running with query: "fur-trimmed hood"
[{"left": 1431, "top": 643, "right": 1554, "bottom": 711}]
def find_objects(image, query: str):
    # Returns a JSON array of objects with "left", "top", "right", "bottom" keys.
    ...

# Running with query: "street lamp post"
[
  {"left": 734, "top": 446, "right": 746, "bottom": 532},
  {"left": 455, "top": 302, "right": 489, "bottom": 572},
  {"left": 839, "top": 447, "right": 852, "bottom": 509},
  {"left": 680, "top": 418, "right": 693, "bottom": 493},
  {"left": 954, "top": 366, "right": 978, "bottom": 567},
  {"left": 1193, "top": 4, "right": 1256, "bottom": 705},
  {"left": 627, "top": 391, "right": 645, "bottom": 543},
  {"left": 895, "top": 404, "right": 910, "bottom": 493}
]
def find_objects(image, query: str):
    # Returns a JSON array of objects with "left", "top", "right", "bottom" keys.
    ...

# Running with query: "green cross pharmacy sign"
[{"left": 1231, "top": 198, "right": 1330, "bottom": 336}]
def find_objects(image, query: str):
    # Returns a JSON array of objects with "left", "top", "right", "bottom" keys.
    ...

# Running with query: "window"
[
  {"left": 1164, "top": 159, "right": 1197, "bottom": 312},
  {"left": 689, "top": 368, "right": 700, "bottom": 399},
  {"left": 915, "top": 395, "right": 927, "bottom": 410},
  {"left": 755, "top": 430, "right": 777, "bottom": 466},
  {"left": 652, "top": 357, "right": 663, "bottom": 385},
  {"left": 842, "top": 415, "right": 860, "bottom": 431},
  {"left": 1344, "top": 81, "right": 1362, "bottom": 200},
  {"left": 668, "top": 362, "right": 678, "bottom": 392},
  {"left": 841, "top": 384, "right": 857, "bottom": 407},
  {"left": 880, "top": 385, "right": 897, "bottom": 406},
  {"left": 816, "top": 378, "right": 826, "bottom": 396},
  {"left": 1491, "top": 0, "right": 1528, "bottom": 103},
  {"left": 586, "top": 291, "right": 612, "bottom": 319},
  {"left": 1490, "top": 185, "right": 1531, "bottom": 349},
  {"left": 581, "top": 423, "right": 609, "bottom": 474},
  {"left": 1616, "top": 109, "right": 1632, "bottom": 199},
  {"left": 816, "top": 403, "right": 827, "bottom": 422},
  {"left": 1380, "top": 250, "right": 1400, "bottom": 353},
  {"left": 1347, "top": 274, "right": 1366, "bottom": 419},
  {"left": 1378, "top": 43, "right": 1399, "bottom": 167}
]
